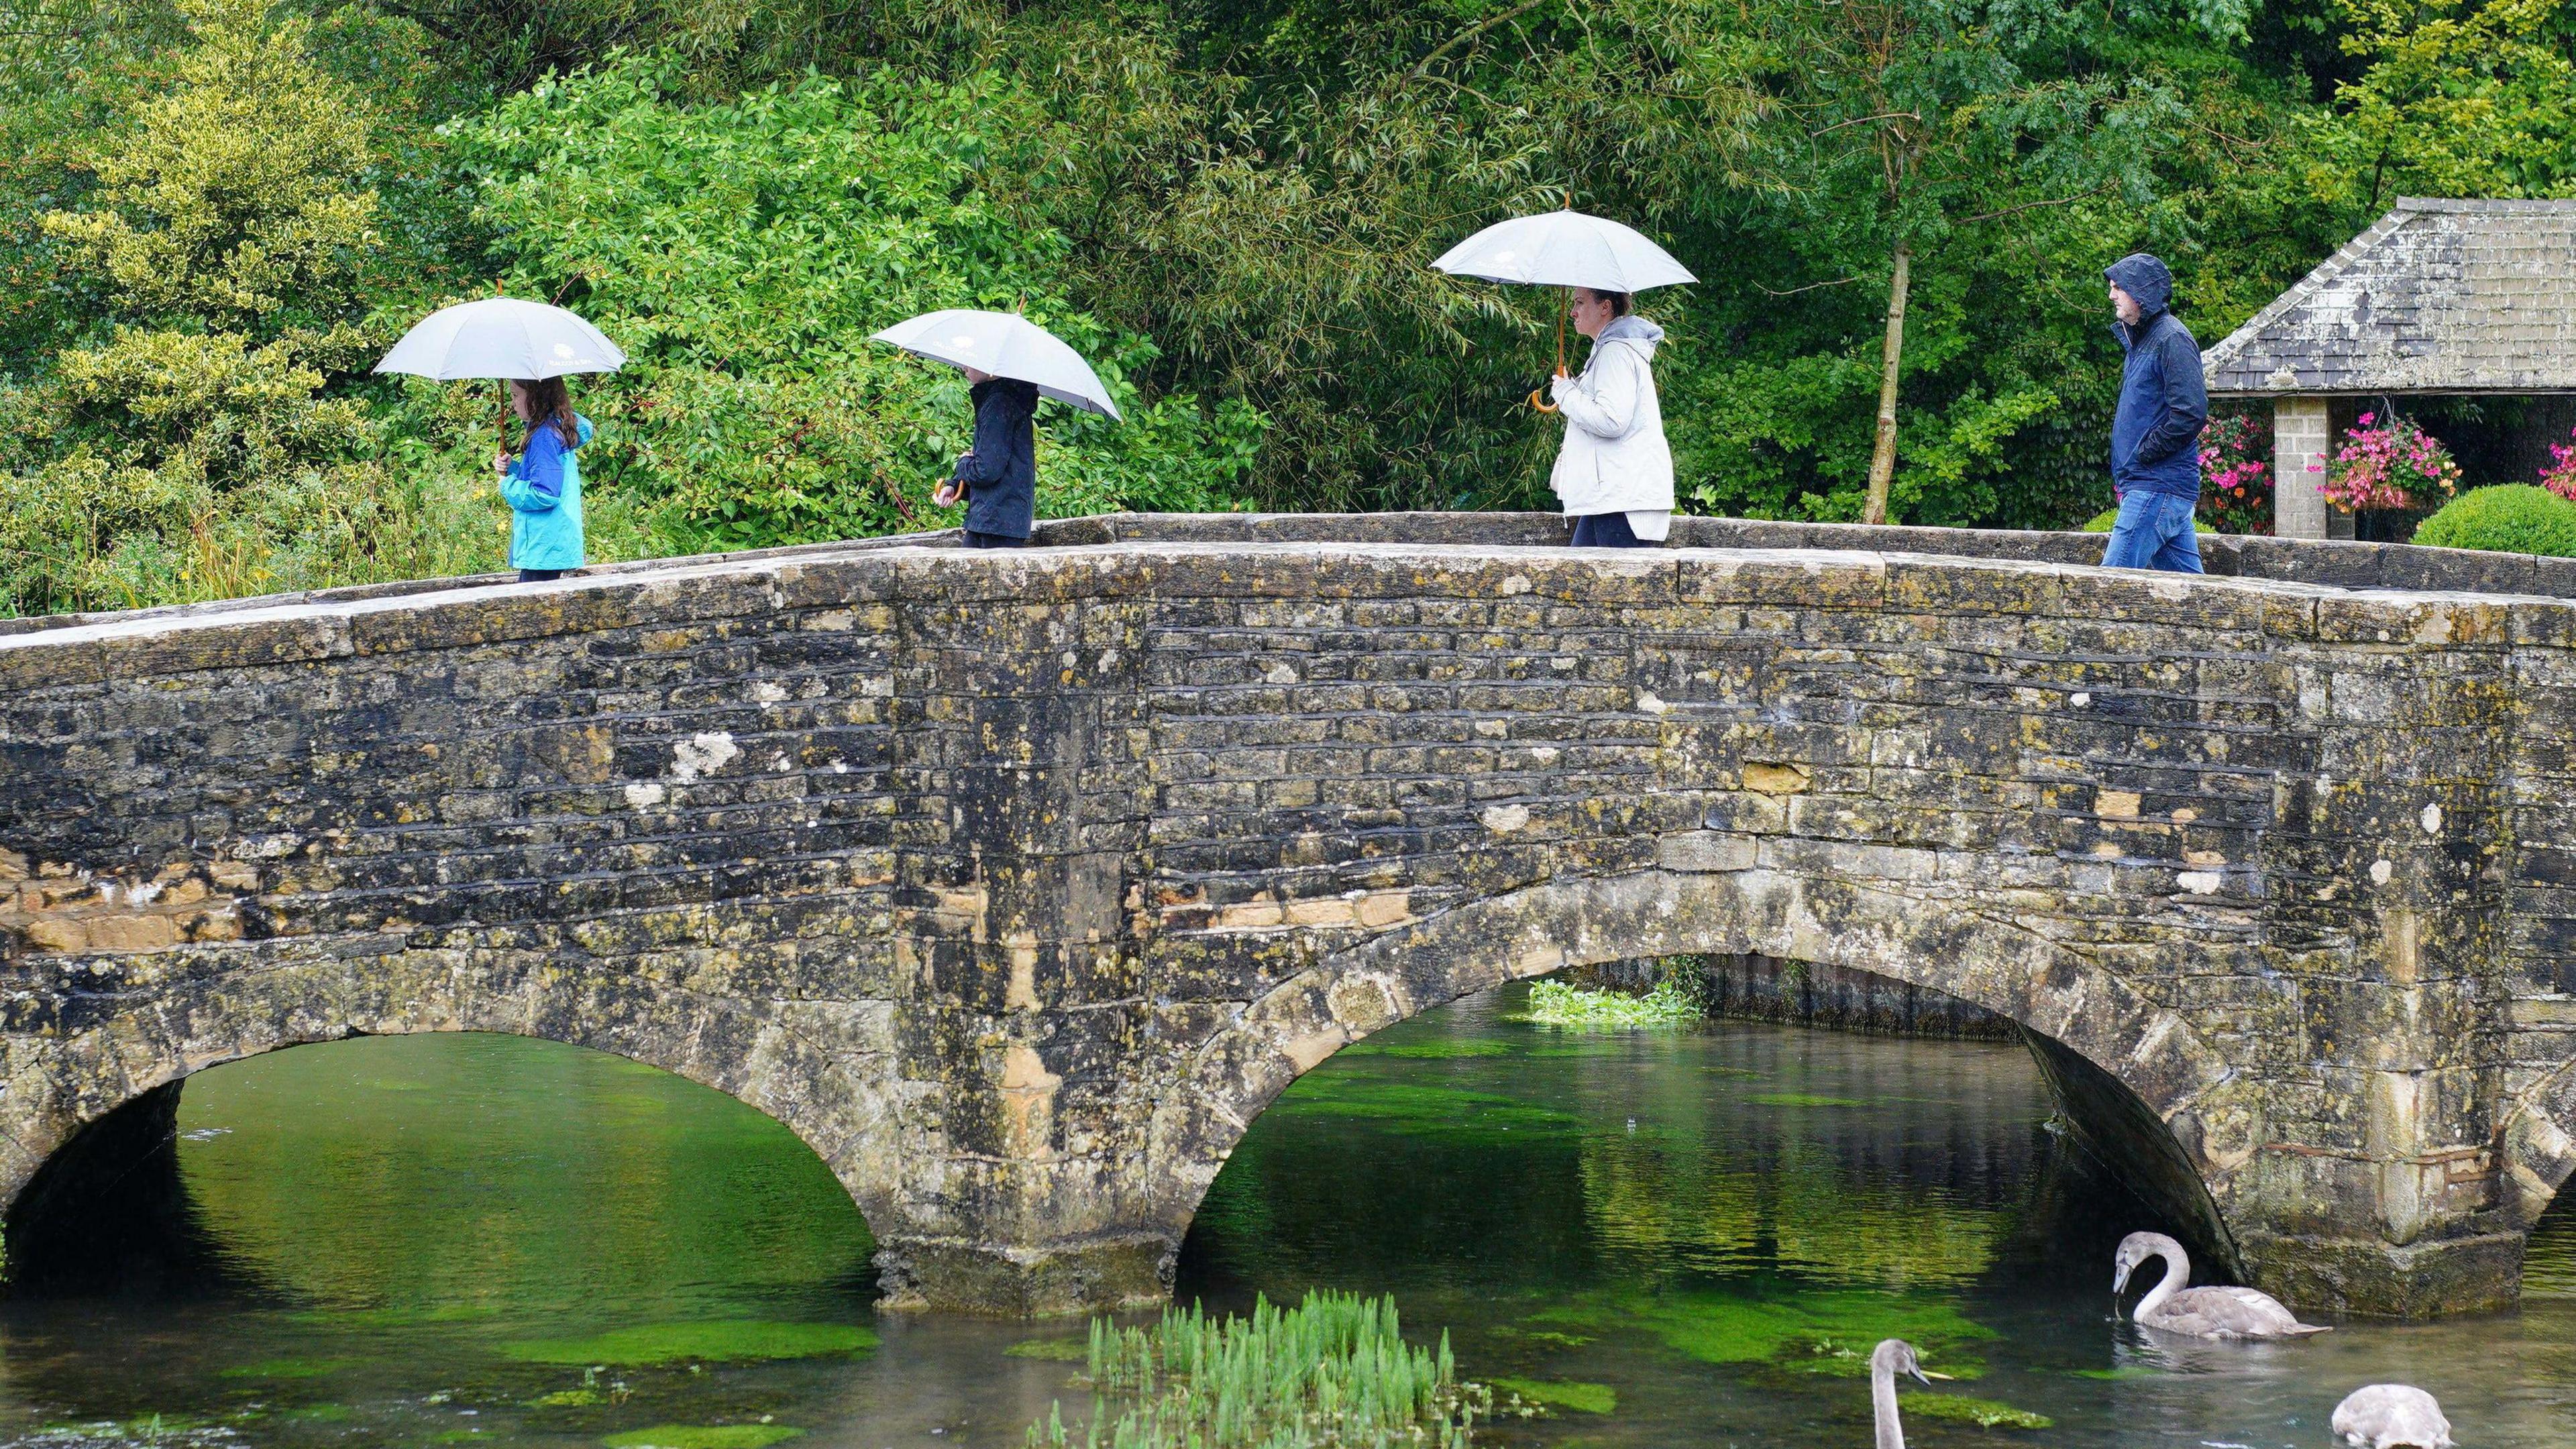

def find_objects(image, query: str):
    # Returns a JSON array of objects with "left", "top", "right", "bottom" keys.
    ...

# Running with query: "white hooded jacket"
[{"left": 1548, "top": 314, "right": 1674, "bottom": 536}]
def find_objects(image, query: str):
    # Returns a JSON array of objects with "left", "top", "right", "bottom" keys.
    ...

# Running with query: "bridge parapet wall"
[{"left": 1, "top": 517, "right": 2572, "bottom": 1317}]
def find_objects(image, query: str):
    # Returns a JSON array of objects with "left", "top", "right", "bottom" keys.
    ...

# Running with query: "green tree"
[
  {"left": 2300, "top": 0, "right": 2576, "bottom": 211},
  {"left": 3, "top": 0, "right": 406, "bottom": 613},
  {"left": 1715, "top": 0, "right": 2245, "bottom": 525}
]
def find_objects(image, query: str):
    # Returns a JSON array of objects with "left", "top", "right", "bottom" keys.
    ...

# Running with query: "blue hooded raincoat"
[
  {"left": 500, "top": 414, "right": 592, "bottom": 572},
  {"left": 2103, "top": 254, "right": 2207, "bottom": 501}
]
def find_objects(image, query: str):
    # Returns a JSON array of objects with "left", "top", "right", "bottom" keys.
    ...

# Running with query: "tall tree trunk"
[{"left": 1862, "top": 240, "right": 1912, "bottom": 526}]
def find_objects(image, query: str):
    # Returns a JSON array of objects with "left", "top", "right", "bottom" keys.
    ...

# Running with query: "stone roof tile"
[{"left": 2202, "top": 198, "right": 2576, "bottom": 396}]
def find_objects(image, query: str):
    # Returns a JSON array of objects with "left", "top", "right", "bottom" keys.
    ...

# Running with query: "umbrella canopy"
[
  {"left": 871, "top": 309, "right": 1122, "bottom": 421},
  {"left": 1432, "top": 209, "right": 1697, "bottom": 294},
  {"left": 374, "top": 297, "right": 625, "bottom": 381}
]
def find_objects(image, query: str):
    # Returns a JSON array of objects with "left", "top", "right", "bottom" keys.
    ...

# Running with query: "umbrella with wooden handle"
[
  {"left": 1430, "top": 208, "right": 1695, "bottom": 414},
  {"left": 374, "top": 294, "right": 627, "bottom": 547}
]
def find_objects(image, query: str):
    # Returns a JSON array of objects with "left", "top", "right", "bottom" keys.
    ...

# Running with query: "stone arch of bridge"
[
  {"left": 1156, "top": 862, "right": 2246, "bottom": 1273},
  {"left": 0, "top": 955, "right": 904, "bottom": 1263},
  {"left": 2500, "top": 1059, "right": 2576, "bottom": 1234}
]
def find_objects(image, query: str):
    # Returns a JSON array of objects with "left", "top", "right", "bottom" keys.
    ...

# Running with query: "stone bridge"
[{"left": 3, "top": 513, "right": 2573, "bottom": 1320}]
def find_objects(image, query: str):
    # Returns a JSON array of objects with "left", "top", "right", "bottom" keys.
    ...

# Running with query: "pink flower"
[{"left": 2358, "top": 412, "right": 2376, "bottom": 426}]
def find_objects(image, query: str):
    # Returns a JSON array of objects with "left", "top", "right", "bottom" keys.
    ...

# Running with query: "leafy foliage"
[
  {"left": 1522, "top": 978, "right": 1703, "bottom": 1028},
  {"left": 2409, "top": 484, "right": 2576, "bottom": 557},
  {"left": 442, "top": 56, "right": 1258, "bottom": 554},
  {"left": 7, "top": 0, "right": 2575, "bottom": 617},
  {"left": 0, "top": 0, "right": 437, "bottom": 615}
]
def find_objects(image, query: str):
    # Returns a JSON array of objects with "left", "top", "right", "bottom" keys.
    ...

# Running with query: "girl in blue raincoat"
[{"left": 492, "top": 376, "right": 590, "bottom": 582}]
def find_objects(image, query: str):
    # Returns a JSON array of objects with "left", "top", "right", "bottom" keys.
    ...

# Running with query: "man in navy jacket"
[{"left": 2100, "top": 254, "right": 2208, "bottom": 573}]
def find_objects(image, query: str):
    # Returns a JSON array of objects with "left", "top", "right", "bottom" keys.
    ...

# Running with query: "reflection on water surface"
[{"left": 1, "top": 985, "right": 2570, "bottom": 1447}]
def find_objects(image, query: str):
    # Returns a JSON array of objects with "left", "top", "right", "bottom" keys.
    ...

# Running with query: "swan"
[
  {"left": 2332, "top": 1385, "right": 2455, "bottom": 1448},
  {"left": 2112, "top": 1230, "right": 2328, "bottom": 1338},
  {"left": 1866, "top": 1338, "right": 1951, "bottom": 1449}
]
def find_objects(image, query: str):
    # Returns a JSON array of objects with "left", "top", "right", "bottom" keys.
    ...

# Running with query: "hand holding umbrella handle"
[{"left": 1528, "top": 364, "right": 1569, "bottom": 415}]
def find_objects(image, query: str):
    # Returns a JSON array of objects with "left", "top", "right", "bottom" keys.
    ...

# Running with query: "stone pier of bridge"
[{"left": 2, "top": 513, "right": 2573, "bottom": 1317}]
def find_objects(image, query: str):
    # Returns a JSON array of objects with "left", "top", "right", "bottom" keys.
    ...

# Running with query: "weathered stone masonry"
[{"left": 3, "top": 513, "right": 2575, "bottom": 1320}]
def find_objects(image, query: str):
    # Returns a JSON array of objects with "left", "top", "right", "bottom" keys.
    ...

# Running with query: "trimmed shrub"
[
  {"left": 2409, "top": 484, "right": 2576, "bottom": 557},
  {"left": 2081, "top": 506, "right": 2212, "bottom": 534}
]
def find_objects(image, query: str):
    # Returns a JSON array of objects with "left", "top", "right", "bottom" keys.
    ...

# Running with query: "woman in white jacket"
[{"left": 1548, "top": 287, "right": 1673, "bottom": 547}]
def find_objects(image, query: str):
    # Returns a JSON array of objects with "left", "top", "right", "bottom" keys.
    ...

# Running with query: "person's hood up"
[
  {"left": 1598, "top": 313, "right": 1664, "bottom": 358},
  {"left": 2103, "top": 254, "right": 2173, "bottom": 321}
]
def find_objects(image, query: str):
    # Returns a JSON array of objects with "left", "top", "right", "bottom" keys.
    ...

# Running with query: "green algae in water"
[
  {"left": 2068, "top": 1365, "right": 2164, "bottom": 1381},
  {"left": 1558, "top": 1289, "right": 1992, "bottom": 1379},
  {"left": 1897, "top": 1393, "right": 2052, "bottom": 1429},
  {"left": 217, "top": 1356, "right": 356, "bottom": 1379},
  {"left": 280, "top": 1406, "right": 355, "bottom": 1424},
  {"left": 1337, "top": 1040, "right": 1516, "bottom": 1059},
  {"left": 529, "top": 1389, "right": 608, "bottom": 1407},
  {"left": 1488, "top": 1326, "right": 1594, "bottom": 1349},
  {"left": 1490, "top": 1379, "right": 1617, "bottom": 1414},
  {"left": 1747, "top": 1094, "right": 1871, "bottom": 1108},
  {"left": 1269, "top": 1082, "right": 1576, "bottom": 1136},
  {"left": 1004, "top": 1338, "right": 1092, "bottom": 1361},
  {"left": 600, "top": 1427, "right": 805, "bottom": 1449},
  {"left": 504, "top": 1321, "right": 875, "bottom": 1367},
  {"left": 1521, "top": 979, "right": 1701, "bottom": 1028}
]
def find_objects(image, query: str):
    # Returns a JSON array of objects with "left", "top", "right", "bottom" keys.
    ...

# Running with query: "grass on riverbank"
[{"left": 1026, "top": 1291, "right": 1489, "bottom": 1448}]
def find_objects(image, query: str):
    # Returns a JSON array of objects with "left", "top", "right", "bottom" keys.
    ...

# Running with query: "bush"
[
  {"left": 2080, "top": 506, "right": 2214, "bottom": 534},
  {"left": 2409, "top": 484, "right": 2576, "bottom": 557}
]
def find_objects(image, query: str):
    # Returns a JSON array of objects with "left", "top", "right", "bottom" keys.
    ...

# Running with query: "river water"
[{"left": 4, "top": 983, "right": 2571, "bottom": 1448}]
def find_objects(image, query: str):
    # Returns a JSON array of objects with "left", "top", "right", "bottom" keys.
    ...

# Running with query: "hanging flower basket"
[
  {"left": 2197, "top": 411, "right": 2272, "bottom": 535},
  {"left": 2540, "top": 424, "right": 2576, "bottom": 502},
  {"left": 2311, "top": 412, "right": 2461, "bottom": 515}
]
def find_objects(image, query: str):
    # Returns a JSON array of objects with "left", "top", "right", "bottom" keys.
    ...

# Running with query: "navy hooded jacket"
[
  {"left": 953, "top": 378, "right": 1040, "bottom": 539},
  {"left": 2104, "top": 254, "right": 2208, "bottom": 500}
]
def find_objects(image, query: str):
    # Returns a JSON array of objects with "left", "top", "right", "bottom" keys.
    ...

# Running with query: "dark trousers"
[
  {"left": 1570, "top": 512, "right": 1650, "bottom": 548},
  {"left": 963, "top": 529, "right": 1028, "bottom": 549},
  {"left": 518, "top": 568, "right": 568, "bottom": 582}
]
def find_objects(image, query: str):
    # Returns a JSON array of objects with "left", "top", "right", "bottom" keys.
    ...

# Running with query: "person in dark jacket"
[
  {"left": 2100, "top": 253, "right": 2208, "bottom": 573},
  {"left": 932, "top": 367, "right": 1040, "bottom": 547}
]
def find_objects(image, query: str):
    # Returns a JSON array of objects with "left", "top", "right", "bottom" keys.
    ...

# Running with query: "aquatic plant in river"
[
  {"left": 1025, "top": 1291, "right": 1488, "bottom": 1448},
  {"left": 1521, "top": 979, "right": 1702, "bottom": 1028}
]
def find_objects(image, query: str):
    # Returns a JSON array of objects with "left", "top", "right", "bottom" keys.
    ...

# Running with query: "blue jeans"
[{"left": 2101, "top": 490, "right": 2203, "bottom": 573}]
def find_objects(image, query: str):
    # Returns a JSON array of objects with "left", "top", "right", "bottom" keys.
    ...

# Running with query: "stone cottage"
[{"left": 2200, "top": 197, "right": 2576, "bottom": 539}]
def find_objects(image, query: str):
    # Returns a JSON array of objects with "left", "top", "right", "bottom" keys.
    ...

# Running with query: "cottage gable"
[{"left": 2202, "top": 198, "right": 2576, "bottom": 397}]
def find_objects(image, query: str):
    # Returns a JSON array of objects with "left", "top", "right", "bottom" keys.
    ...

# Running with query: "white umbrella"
[
  {"left": 375, "top": 296, "right": 625, "bottom": 488},
  {"left": 1432, "top": 209, "right": 1697, "bottom": 294},
  {"left": 374, "top": 297, "right": 626, "bottom": 381},
  {"left": 1432, "top": 209, "right": 1695, "bottom": 412},
  {"left": 871, "top": 309, "right": 1122, "bottom": 422}
]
